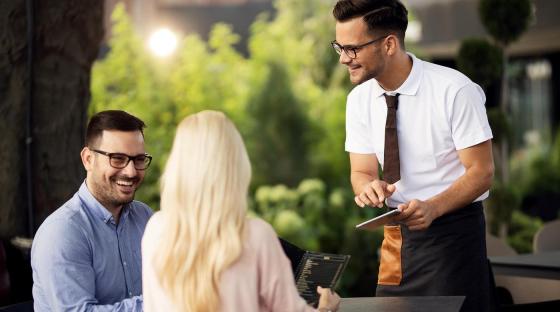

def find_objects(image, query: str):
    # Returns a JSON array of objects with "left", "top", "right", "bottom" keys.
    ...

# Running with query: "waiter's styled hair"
[{"left": 333, "top": 0, "right": 408, "bottom": 46}]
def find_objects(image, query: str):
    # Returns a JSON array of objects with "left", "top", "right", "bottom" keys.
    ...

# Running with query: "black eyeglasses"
[
  {"left": 331, "top": 35, "right": 389, "bottom": 59},
  {"left": 91, "top": 149, "right": 152, "bottom": 170}
]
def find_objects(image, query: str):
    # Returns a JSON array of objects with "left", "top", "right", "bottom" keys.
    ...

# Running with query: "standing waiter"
[{"left": 331, "top": 0, "right": 494, "bottom": 311}]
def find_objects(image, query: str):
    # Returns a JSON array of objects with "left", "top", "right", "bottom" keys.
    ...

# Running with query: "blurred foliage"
[
  {"left": 245, "top": 61, "right": 310, "bottom": 187},
  {"left": 92, "top": 1, "right": 353, "bottom": 201},
  {"left": 506, "top": 210, "right": 542, "bottom": 253},
  {"left": 511, "top": 131, "right": 560, "bottom": 198},
  {"left": 457, "top": 38, "right": 503, "bottom": 90},
  {"left": 485, "top": 182, "right": 520, "bottom": 236},
  {"left": 479, "top": 0, "right": 532, "bottom": 46},
  {"left": 510, "top": 129, "right": 560, "bottom": 221},
  {"left": 486, "top": 127, "right": 560, "bottom": 252},
  {"left": 486, "top": 107, "right": 511, "bottom": 144},
  {"left": 477, "top": 0, "right": 532, "bottom": 193}
]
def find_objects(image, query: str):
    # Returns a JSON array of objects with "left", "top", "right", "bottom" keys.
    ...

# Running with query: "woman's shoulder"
[
  {"left": 246, "top": 217, "right": 277, "bottom": 237},
  {"left": 245, "top": 217, "right": 282, "bottom": 249},
  {"left": 142, "top": 211, "right": 165, "bottom": 248},
  {"left": 146, "top": 210, "right": 165, "bottom": 230}
]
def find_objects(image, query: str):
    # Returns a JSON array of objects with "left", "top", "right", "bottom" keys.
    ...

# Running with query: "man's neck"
[
  {"left": 377, "top": 52, "right": 413, "bottom": 92},
  {"left": 84, "top": 180, "right": 123, "bottom": 224},
  {"left": 96, "top": 198, "right": 123, "bottom": 224},
  {"left": 106, "top": 206, "right": 123, "bottom": 225}
]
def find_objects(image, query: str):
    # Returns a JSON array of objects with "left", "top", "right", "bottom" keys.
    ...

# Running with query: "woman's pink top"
[{"left": 142, "top": 213, "right": 316, "bottom": 312}]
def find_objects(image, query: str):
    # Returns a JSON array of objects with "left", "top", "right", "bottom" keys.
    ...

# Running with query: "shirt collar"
[
  {"left": 370, "top": 52, "right": 423, "bottom": 98},
  {"left": 78, "top": 181, "right": 129, "bottom": 224}
]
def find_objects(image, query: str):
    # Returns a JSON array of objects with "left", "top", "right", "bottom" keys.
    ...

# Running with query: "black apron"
[{"left": 376, "top": 201, "right": 490, "bottom": 312}]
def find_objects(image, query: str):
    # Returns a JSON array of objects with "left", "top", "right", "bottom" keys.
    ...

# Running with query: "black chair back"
[{"left": 0, "top": 301, "right": 33, "bottom": 312}]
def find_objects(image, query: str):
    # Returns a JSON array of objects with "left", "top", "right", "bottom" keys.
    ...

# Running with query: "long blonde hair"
[{"left": 154, "top": 111, "right": 251, "bottom": 311}]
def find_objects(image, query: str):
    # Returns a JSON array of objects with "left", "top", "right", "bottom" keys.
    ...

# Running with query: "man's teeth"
[{"left": 116, "top": 180, "right": 133, "bottom": 186}]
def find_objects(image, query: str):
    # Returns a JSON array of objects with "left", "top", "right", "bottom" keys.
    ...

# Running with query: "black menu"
[{"left": 279, "top": 238, "right": 350, "bottom": 307}]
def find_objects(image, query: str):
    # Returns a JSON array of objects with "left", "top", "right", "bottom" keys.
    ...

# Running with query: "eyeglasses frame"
[
  {"left": 90, "top": 148, "right": 153, "bottom": 170},
  {"left": 331, "top": 34, "right": 390, "bottom": 59}
]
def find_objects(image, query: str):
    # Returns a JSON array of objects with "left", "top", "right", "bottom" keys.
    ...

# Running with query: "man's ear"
[
  {"left": 385, "top": 35, "right": 399, "bottom": 56},
  {"left": 81, "top": 147, "right": 94, "bottom": 172}
]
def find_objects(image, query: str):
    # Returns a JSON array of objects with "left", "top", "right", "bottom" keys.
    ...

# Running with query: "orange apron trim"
[{"left": 377, "top": 225, "right": 403, "bottom": 286}]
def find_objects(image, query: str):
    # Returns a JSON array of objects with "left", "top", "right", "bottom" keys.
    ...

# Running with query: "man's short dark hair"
[
  {"left": 85, "top": 110, "right": 146, "bottom": 148},
  {"left": 333, "top": 0, "right": 408, "bottom": 45}
]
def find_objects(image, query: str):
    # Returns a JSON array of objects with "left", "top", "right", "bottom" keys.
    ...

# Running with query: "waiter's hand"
[
  {"left": 355, "top": 180, "right": 396, "bottom": 208},
  {"left": 395, "top": 199, "right": 439, "bottom": 231}
]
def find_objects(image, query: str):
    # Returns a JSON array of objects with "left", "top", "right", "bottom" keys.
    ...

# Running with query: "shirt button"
[
  {"left": 123, "top": 261, "right": 127, "bottom": 266},
  {"left": 129, "top": 292, "right": 132, "bottom": 296}
]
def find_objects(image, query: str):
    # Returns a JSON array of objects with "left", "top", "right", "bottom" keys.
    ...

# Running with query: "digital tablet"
[{"left": 355, "top": 209, "right": 401, "bottom": 231}]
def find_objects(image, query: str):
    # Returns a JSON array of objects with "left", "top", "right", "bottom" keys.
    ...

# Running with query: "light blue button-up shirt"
[{"left": 32, "top": 182, "right": 153, "bottom": 311}]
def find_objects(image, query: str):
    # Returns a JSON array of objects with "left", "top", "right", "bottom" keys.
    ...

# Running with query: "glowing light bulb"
[{"left": 148, "top": 28, "right": 178, "bottom": 57}]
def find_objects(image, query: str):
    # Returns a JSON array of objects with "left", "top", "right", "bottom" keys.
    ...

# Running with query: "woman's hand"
[{"left": 316, "top": 286, "right": 340, "bottom": 312}]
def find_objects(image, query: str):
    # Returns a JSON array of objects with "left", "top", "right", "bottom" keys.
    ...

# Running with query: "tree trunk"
[{"left": 0, "top": 0, "right": 104, "bottom": 238}]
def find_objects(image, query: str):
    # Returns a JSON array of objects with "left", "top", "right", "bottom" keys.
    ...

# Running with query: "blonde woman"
[{"left": 142, "top": 111, "right": 340, "bottom": 312}]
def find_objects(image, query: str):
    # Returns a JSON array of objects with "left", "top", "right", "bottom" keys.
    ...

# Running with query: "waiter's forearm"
[
  {"left": 349, "top": 153, "right": 380, "bottom": 195},
  {"left": 427, "top": 143, "right": 494, "bottom": 217},
  {"left": 350, "top": 171, "right": 377, "bottom": 195}
]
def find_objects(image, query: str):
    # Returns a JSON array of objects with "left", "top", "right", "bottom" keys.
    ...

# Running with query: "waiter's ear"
[{"left": 385, "top": 35, "right": 399, "bottom": 56}]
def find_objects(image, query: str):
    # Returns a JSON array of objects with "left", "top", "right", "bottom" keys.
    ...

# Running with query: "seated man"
[{"left": 32, "top": 110, "right": 153, "bottom": 311}]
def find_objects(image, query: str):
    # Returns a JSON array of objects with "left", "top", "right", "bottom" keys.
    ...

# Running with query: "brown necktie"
[{"left": 383, "top": 93, "right": 400, "bottom": 184}]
